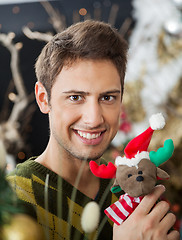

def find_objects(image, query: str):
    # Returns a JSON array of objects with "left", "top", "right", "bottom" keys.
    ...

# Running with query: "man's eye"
[
  {"left": 69, "top": 95, "right": 82, "bottom": 101},
  {"left": 101, "top": 95, "right": 115, "bottom": 101}
]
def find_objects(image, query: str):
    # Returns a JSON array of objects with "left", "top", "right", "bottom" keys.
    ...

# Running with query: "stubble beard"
[
  {"left": 52, "top": 130, "right": 109, "bottom": 162},
  {"left": 61, "top": 142, "right": 108, "bottom": 162}
]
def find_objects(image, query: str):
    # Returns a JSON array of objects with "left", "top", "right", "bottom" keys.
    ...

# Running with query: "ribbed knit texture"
[{"left": 7, "top": 157, "right": 119, "bottom": 240}]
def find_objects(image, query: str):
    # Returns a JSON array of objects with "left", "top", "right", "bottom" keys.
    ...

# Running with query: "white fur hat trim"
[
  {"left": 115, "top": 151, "right": 150, "bottom": 168},
  {"left": 149, "top": 113, "right": 165, "bottom": 130}
]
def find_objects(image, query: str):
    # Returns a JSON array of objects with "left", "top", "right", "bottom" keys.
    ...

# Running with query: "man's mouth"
[
  {"left": 73, "top": 129, "right": 106, "bottom": 145},
  {"left": 77, "top": 130, "right": 102, "bottom": 140}
]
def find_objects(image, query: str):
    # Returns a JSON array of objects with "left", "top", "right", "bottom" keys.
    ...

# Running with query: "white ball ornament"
[{"left": 81, "top": 201, "right": 100, "bottom": 233}]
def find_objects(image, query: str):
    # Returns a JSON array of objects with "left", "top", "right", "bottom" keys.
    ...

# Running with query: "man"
[{"left": 7, "top": 20, "right": 179, "bottom": 240}]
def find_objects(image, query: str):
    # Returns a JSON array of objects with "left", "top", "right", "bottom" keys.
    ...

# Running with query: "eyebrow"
[
  {"left": 62, "top": 90, "right": 89, "bottom": 95},
  {"left": 62, "top": 89, "right": 121, "bottom": 95},
  {"left": 100, "top": 90, "right": 121, "bottom": 95}
]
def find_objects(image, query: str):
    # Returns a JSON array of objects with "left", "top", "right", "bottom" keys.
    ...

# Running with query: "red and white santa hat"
[{"left": 115, "top": 113, "right": 165, "bottom": 168}]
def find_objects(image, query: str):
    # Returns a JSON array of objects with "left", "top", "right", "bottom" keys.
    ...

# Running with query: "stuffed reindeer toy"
[{"left": 89, "top": 113, "right": 174, "bottom": 225}]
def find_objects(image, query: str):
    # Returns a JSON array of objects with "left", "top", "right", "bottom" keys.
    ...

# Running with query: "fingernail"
[{"left": 157, "top": 184, "right": 166, "bottom": 191}]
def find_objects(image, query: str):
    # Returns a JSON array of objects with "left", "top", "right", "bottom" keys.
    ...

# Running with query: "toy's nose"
[{"left": 136, "top": 176, "right": 144, "bottom": 182}]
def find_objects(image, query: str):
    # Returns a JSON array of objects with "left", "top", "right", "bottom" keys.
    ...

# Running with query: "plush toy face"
[
  {"left": 89, "top": 139, "right": 173, "bottom": 198},
  {"left": 114, "top": 159, "right": 158, "bottom": 197}
]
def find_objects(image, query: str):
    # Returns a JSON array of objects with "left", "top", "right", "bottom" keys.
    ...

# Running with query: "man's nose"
[{"left": 82, "top": 100, "right": 104, "bottom": 127}]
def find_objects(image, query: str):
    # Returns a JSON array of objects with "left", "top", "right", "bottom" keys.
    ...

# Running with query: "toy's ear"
[
  {"left": 111, "top": 179, "right": 122, "bottom": 193},
  {"left": 156, "top": 167, "right": 170, "bottom": 180}
]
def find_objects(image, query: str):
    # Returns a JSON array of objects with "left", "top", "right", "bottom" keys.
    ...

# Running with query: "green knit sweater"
[{"left": 7, "top": 157, "right": 119, "bottom": 240}]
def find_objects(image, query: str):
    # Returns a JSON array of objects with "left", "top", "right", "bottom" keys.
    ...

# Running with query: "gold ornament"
[
  {"left": 157, "top": 30, "right": 182, "bottom": 65},
  {"left": 1, "top": 214, "right": 45, "bottom": 240},
  {"left": 123, "top": 80, "right": 146, "bottom": 122}
]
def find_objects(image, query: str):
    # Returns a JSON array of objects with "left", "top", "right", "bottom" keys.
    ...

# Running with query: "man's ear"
[{"left": 35, "top": 81, "right": 50, "bottom": 114}]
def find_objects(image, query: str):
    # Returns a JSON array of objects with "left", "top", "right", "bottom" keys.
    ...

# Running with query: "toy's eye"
[
  {"left": 138, "top": 171, "right": 143, "bottom": 174},
  {"left": 128, "top": 174, "right": 132, "bottom": 178}
]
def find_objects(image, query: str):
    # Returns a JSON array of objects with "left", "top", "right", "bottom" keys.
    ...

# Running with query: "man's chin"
[
  {"left": 65, "top": 145, "right": 108, "bottom": 162},
  {"left": 77, "top": 154, "right": 102, "bottom": 161},
  {"left": 71, "top": 150, "right": 104, "bottom": 161}
]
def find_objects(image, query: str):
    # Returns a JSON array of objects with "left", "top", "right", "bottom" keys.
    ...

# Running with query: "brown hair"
[{"left": 35, "top": 20, "right": 128, "bottom": 101}]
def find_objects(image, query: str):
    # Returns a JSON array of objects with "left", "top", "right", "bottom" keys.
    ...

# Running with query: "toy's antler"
[
  {"left": 149, "top": 139, "right": 174, "bottom": 167},
  {"left": 89, "top": 161, "right": 117, "bottom": 178}
]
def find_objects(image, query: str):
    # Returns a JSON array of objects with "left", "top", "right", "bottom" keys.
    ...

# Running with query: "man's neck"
[{"left": 35, "top": 142, "right": 100, "bottom": 199}]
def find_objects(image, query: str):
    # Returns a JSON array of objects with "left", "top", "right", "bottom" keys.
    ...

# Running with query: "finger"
[
  {"left": 160, "top": 212, "right": 177, "bottom": 234},
  {"left": 135, "top": 185, "right": 166, "bottom": 215},
  {"left": 149, "top": 200, "right": 170, "bottom": 222},
  {"left": 113, "top": 223, "right": 118, "bottom": 230},
  {"left": 167, "top": 230, "right": 180, "bottom": 240}
]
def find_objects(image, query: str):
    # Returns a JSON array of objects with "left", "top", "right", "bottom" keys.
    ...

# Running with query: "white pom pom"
[
  {"left": 149, "top": 113, "right": 165, "bottom": 130},
  {"left": 81, "top": 201, "right": 100, "bottom": 233}
]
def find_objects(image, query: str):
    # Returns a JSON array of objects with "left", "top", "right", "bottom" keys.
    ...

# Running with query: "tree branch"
[
  {"left": 0, "top": 33, "right": 28, "bottom": 123},
  {"left": 22, "top": 26, "right": 53, "bottom": 42},
  {"left": 40, "top": 1, "right": 66, "bottom": 32}
]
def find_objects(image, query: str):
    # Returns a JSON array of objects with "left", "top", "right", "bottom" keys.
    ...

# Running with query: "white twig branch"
[
  {"left": 0, "top": 33, "right": 28, "bottom": 123},
  {"left": 40, "top": 1, "right": 66, "bottom": 32},
  {"left": 72, "top": 10, "right": 80, "bottom": 23},
  {"left": 0, "top": 135, "right": 7, "bottom": 169},
  {"left": 0, "top": 33, "right": 26, "bottom": 98},
  {"left": 22, "top": 26, "right": 53, "bottom": 42},
  {"left": 119, "top": 18, "right": 132, "bottom": 37},
  {"left": 108, "top": 4, "right": 119, "bottom": 26},
  {"left": 93, "top": 7, "right": 101, "bottom": 21},
  {"left": 23, "top": 1, "right": 66, "bottom": 42}
]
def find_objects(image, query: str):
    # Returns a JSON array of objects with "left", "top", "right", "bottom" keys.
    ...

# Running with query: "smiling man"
[
  {"left": 7, "top": 20, "right": 179, "bottom": 240},
  {"left": 36, "top": 59, "right": 122, "bottom": 162}
]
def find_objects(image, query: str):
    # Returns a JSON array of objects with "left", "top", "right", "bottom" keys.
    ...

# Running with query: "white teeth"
[
  {"left": 77, "top": 131, "right": 101, "bottom": 140},
  {"left": 79, "top": 131, "right": 83, "bottom": 137},
  {"left": 87, "top": 133, "right": 91, "bottom": 139}
]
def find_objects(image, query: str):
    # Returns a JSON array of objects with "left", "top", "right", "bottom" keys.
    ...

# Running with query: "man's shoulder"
[
  {"left": 6, "top": 158, "right": 39, "bottom": 219},
  {"left": 7, "top": 157, "right": 37, "bottom": 179}
]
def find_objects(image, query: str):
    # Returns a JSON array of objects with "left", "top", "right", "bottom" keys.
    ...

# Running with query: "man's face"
[{"left": 49, "top": 59, "right": 122, "bottom": 161}]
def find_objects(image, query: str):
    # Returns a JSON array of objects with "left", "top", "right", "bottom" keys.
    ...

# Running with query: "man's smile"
[
  {"left": 77, "top": 130, "right": 102, "bottom": 140},
  {"left": 73, "top": 129, "right": 106, "bottom": 144}
]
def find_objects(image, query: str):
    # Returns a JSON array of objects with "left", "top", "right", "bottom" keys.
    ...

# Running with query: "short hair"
[{"left": 35, "top": 20, "right": 128, "bottom": 101}]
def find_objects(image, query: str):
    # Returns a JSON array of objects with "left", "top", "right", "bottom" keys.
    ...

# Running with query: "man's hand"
[{"left": 113, "top": 185, "right": 180, "bottom": 240}]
